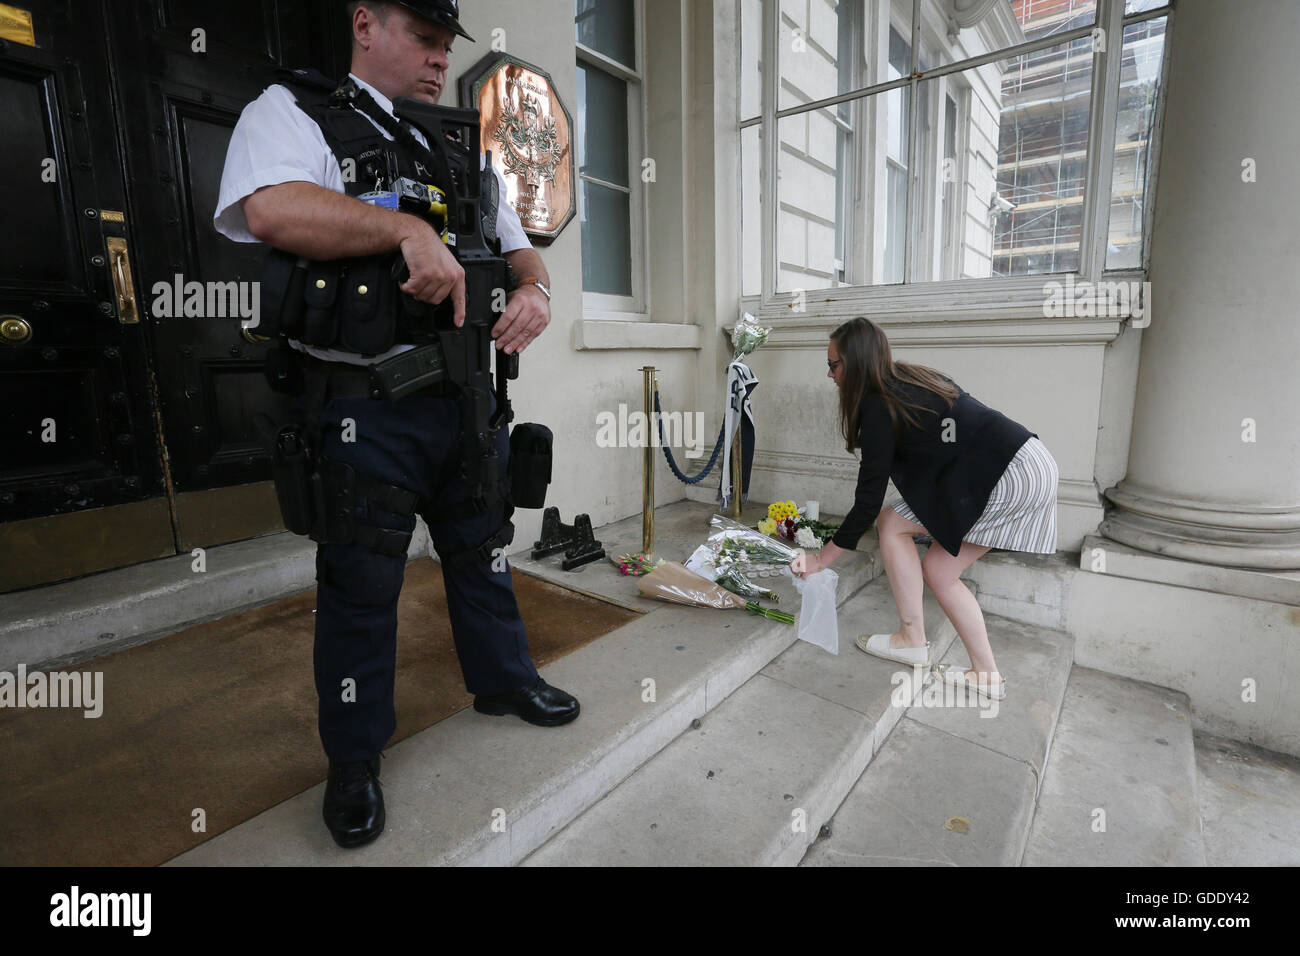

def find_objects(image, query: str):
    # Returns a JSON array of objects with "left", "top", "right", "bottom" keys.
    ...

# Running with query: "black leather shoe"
[
  {"left": 474, "top": 678, "right": 580, "bottom": 726},
  {"left": 322, "top": 756, "right": 385, "bottom": 848}
]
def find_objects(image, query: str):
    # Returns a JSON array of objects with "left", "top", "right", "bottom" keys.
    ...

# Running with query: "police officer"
[{"left": 214, "top": 0, "right": 578, "bottom": 849}]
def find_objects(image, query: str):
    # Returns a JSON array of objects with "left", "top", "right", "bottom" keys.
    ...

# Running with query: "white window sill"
[
  {"left": 738, "top": 269, "right": 1150, "bottom": 344},
  {"left": 572, "top": 318, "right": 701, "bottom": 351}
]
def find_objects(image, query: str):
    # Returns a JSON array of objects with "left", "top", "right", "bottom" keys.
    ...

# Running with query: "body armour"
[{"left": 256, "top": 68, "right": 504, "bottom": 357}]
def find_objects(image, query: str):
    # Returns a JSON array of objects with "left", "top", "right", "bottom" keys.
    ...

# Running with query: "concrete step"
[
  {"left": 1194, "top": 731, "right": 1300, "bottom": 866},
  {"left": 521, "top": 575, "right": 970, "bottom": 866},
  {"left": 165, "top": 500, "right": 880, "bottom": 865},
  {"left": 0, "top": 525, "right": 430, "bottom": 673},
  {"left": 1021, "top": 666, "right": 1204, "bottom": 866},
  {"left": 800, "top": 615, "right": 1073, "bottom": 866}
]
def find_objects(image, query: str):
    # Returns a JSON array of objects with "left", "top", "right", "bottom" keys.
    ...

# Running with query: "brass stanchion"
[
  {"left": 730, "top": 426, "right": 742, "bottom": 519},
  {"left": 641, "top": 366, "right": 656, "bottom": 554}
]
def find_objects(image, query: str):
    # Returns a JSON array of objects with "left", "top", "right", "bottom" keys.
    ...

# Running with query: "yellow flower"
[
  {"left": 766, "top": 499, "right": 802, "bottom": 523},
  {"left": 758, "top": 517, "right": 777, "bottom": 535}
]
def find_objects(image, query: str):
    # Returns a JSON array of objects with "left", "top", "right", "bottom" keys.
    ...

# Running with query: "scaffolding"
[{"left": 993, "top": 0, "right": 1165, "bottom": 276}]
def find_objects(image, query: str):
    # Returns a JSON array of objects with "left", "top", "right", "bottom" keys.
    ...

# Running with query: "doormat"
[{"left": 0, "top": 558, "right": 639, "bottom": 866}]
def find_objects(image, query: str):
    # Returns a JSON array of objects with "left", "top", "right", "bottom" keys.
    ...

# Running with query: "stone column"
[{"left": 1099, "top": 0, "right": 1300, "bottom": 570}]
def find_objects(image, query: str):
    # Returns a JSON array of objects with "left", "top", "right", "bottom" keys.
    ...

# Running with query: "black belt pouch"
[
  {"left": 336, "top": 256, "right": 396, "bottom": 355},
  {"left": 301, "top": 260, "right": 341, "bottom": 346},
  {"left": 272, "top": 423, "right": 315, "bottom": 535},
  {"left": 259, "top": 248, "right": 307, "bottom": 339},
  {"left": 509, "top": 423, "right": 552, "bottom": 509}
]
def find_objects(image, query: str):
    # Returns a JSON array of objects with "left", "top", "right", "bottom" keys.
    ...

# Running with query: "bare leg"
[
  {"left": 921, "top": 541, "right": 1001, "bottom": 682},
  {"left": 875, "top": 506, "right": 931, "bottom": 649}
]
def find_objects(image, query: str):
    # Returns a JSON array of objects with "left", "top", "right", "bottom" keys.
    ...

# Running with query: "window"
[
  {"left": 771, "top": 0, "right": 861, "bottom": 294},
  {"left": 575, "top": 0, "right": 645, "bottom": 314},
  {"left": 1105, "top": 13, "right": 1168, "bottom": 269},
  {"left": 741, "top": 0, "right": 1173, "bottom": 307}
]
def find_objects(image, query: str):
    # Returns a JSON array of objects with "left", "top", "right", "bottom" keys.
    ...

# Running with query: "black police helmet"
[{"left": 390, "top": 0, "right": 474, "bottom": 42}]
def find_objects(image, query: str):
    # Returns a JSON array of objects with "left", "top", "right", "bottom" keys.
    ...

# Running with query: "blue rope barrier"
[{"left": 654, "top": 389, "right": 727, "bottom": 484}]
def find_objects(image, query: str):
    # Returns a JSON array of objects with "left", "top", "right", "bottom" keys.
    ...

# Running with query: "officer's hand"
[
  {"left": 398, "top": 221, "right": 466, "bottom": 327},
  {"left": 493, "top": 283, "right": 550, "bottom": 355}
]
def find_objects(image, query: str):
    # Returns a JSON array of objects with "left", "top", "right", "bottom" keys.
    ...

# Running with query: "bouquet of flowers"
[
  {"left": 757, "top": 500, "right": 840, "bottom": 549},
  {"left": 684, "top": 542, "right": 779, "bottom": 602},
  {"left": 731, "top": 312, "right": 771, "bottom": 360},
  {"left": 712, "top": 558, "right": 780, "bottom": 602},
  {"left": 617, "top": 552, "right": 666, "bottom": 576},
  {"left": 707, "top": 513, "right": 802, "bottom": 567},
  {"left": 636, "top": 560, "right": 793, "bottom": 624}
]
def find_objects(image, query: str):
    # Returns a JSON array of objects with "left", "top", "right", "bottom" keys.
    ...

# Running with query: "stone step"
[
  {"left": 521, "top": 575, "right": 970, "bottom": 866},
  {"left": 1021, "top": 666, "right": 1205, "bottom": 866},
  {"left": 1194, "top": 731, "right": 1300, "bottom": 866},
  {"left": 0, "top": 526, "right": 429, "bottom": 673},
  {"left": 165, "top": 501, "right": 880, "bottom": 865},
  {"left": 800, "top": 616, "right": 1073, "bottom": 866}
]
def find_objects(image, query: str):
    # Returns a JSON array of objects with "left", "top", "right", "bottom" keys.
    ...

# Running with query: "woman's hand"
[
  {"left": 791, "top": 541, "right": 844, "bottom": 579},
  {"left": 790, "top": 551, "right": 820, "bottom": 579}
]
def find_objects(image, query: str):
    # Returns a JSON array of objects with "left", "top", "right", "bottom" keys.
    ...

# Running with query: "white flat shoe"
[
  {"left": 936, "top": 663, "right": 1007, "bottom": 701},
  {"left": 855, "top": 633, "right": 930, "bottom": 667}
]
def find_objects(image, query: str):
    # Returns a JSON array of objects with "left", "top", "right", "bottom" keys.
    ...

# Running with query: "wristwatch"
[{"left": 518, "top": 277, "right": 551, "bottom": 301}]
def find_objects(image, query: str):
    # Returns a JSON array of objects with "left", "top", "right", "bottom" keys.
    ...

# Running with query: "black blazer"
[{"left": 831, "top": 377, "right": 1034, "bottom": 557}]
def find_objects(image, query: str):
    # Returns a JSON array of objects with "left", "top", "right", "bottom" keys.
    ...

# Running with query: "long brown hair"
[{"left": 830, "top": 316, "right": 959, "bottom": 452}]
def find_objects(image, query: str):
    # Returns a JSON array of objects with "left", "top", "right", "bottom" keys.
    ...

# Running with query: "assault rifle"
[{"left": 369, "top": 99, "right": 519, "bottom": 512}]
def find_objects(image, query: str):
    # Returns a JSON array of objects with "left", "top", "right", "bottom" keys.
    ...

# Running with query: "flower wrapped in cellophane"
[
  {"left": 731, "top": 312, "right": 771, "bottom": 360},
  {"left": 636, "top": 560, "right": 793, "bottom": 624},
  {"left": 706, "top": 513, "right": 801, "bottom": 567},
  {"left": 712, "top": 556, "right": 780, "bottom": 602}
]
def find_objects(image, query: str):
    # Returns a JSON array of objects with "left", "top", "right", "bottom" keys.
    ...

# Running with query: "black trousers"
[{"left": 309, "top": 388, "right": 539, "bottom": 763}]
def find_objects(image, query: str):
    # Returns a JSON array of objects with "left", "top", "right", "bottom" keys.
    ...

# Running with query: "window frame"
[
  {"left": 575, "top": 0, "right": 649, "bottom": 318},
  {"left": 740, "top": 0, "right": 1175, "bottom": 324}
]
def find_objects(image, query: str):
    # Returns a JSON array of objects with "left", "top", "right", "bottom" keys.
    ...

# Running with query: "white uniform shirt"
[{"left": 214, "top": 72, "right": 530, "bottom": 366}]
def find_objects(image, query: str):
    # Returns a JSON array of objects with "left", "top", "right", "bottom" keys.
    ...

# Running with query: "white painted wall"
[{"left": 453, "top": 1, "right": 714, "bottom": 549}]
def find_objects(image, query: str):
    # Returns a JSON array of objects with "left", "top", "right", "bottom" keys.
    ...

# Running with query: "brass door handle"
[
  {"left": 0, "top": 314, "right": 32, "bottom": 345},
  {"left": 106, "top": 237, "right": 139, "bottom": 324}
]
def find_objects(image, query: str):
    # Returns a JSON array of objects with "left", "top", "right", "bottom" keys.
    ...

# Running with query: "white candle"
[{"left": 805, "top": 500, "right": 820, "bottom": 521}]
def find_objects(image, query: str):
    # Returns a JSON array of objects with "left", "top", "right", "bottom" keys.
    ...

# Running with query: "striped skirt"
[{"left": 891, "top": 437, "right": 1059, "bottom": 554}]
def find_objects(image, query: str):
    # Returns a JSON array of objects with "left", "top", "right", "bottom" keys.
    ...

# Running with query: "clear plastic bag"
[{"left": 793, "top": 568, "right": 839, "bottom": 654}]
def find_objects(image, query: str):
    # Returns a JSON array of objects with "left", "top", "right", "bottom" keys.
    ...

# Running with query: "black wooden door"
[
  {"left": 105, "top": 0, "right": 344, "bottom": 553},
  {"left": 0, "top": 0, "right": 346, "bottom": 593},
  {"left": 0, "top": 0, "right": 175, "bottom": 591}
]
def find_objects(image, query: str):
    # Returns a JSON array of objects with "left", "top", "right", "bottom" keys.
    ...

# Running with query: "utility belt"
[{"left": 265, "top": 347, "right": 553, "bottom": 564}]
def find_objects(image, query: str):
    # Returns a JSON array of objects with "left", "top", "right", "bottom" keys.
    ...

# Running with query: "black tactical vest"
[{"left": 256, "top": 68, "right": 500, "bottom": 356}]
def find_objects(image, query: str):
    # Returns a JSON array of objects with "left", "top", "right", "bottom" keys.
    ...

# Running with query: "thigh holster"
[
  {"left": 267, "top": 359, "right": 423, "bottom": 559},
  {"left": 273, "top": 436, "right": 421, "bottom": 558},
  {"left": 318, "top": 459, "right": 422, "bottom": 558},
  {"left": 439, "top": 421, "right": 550, "bottom": 570}
]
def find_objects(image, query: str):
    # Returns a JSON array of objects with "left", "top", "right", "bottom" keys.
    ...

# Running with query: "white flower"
[{"left": 795, "top": 526, "right": 820, "bottom": 549}]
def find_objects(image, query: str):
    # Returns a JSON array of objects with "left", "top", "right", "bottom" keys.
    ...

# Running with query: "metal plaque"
[
  {"left": 458, "top": 54, "right": 575, "bottom": 245},
  {"left": 0, "top": 3, "right": 35, "bottom": 46}
]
